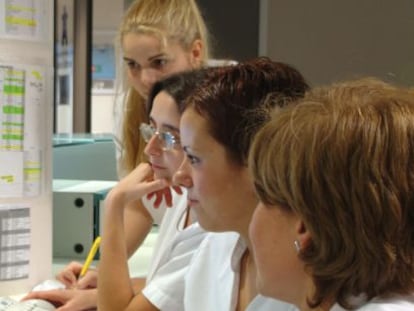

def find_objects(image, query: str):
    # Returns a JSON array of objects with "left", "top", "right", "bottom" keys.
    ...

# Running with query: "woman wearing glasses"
[
  {"left": 25, "top": 0, "right": 212, "bottom": 308},
  {"left": 25, "top": 70, "right": 208, "bottom": 310},
  {"left": 99, "top": 69, "right": 209, "bottom": 310}
]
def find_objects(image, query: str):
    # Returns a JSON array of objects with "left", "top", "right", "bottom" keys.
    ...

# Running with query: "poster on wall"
[
  {"left": 92, "top": 44, "right": 115, "bottom": 91},
  {"left": 0, "top": 0, "right": 48, "bottom": 41},
  {"left": 0, "top": 64, "right": 45, "bottom": 198}
]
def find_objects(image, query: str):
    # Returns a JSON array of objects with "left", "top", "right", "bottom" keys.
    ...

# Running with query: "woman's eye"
[
  {"left": 125, "top": 60, "right": 140, "bottom": 71},
  {"left": 186, "top": 153, "right": 200, "bottom": 165},
  {"left": 151, "top": 58, "right": 168, "bottom": 70}
]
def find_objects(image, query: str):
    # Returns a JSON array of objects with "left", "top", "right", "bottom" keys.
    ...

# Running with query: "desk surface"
[
  {"left": 53, "top": 179, "right": 117, "bottom": 193},
  {"left": 53, "top": 133, "right": 113, "bottom": 147}
]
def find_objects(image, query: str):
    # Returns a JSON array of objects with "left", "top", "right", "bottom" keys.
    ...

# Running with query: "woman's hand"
[
  {"left": 56, "top": 261, "right": 97, "bottom": 289},
  {"left": 146, "top": 185, "right": 183, "bottom": 208},
  {"left": 23, "top": 288, "right": 97, "bottom": 311},
  {"left": 108, "top": 163, "right": 168, "bottom": 207}
]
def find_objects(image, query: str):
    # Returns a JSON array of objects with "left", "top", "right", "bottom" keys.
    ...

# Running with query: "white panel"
[{"left": 0, "top": 0, "right": 53, "bottom": 296}]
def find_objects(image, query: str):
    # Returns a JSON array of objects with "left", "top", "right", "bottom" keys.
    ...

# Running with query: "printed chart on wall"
[
  {"left": 0, "top": 0, "right": 48, "bottom": 41},
  {"left": 0, "top": 205, "right": 30, "bottom": 281},
  {"left": 0, "top": 64, "right": 45, "bottom": 198}
]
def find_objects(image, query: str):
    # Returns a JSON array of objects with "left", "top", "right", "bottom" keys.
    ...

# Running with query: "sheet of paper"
[
  {"left": 0, "top": 152, "right": 23, "bottom": 197},
  {"left": 24, "top": 150, "right": 42, "bottom": 197},
  {"left": 0, "top": 205, "right": 30, "bottom": 281},
  {"left": 0, "top": 64, "right": 45, "bottom": 198},
  {"left": 0, "top": 65, "right": 24, "bottom": 153},
  {"left": 0, "top": 0, "right": 48, "bottom": 41}
]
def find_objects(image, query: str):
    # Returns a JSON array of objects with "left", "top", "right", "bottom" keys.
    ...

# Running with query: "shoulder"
[
  {"left": 330, "top": 294, "right": 414, "bottom": 311},
  {"left": 198, "top": 231, "right": 240, "bottom": 253},
  {"left": 356, "top": 294, "right": 414, "bottom": 310},
  {"left": 189, "top": 231, "right": 240, "bottom": 270},
  {"left": 247, "top": 295, "right": 298, "bottom": 311}
]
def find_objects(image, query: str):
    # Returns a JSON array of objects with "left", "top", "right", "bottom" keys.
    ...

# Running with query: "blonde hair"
[
  {"left": 250, "top": 78, "right": 414, "bottom": 308},
  {"left": 116, "top": 0, "right": 210, "bottom": 175}
]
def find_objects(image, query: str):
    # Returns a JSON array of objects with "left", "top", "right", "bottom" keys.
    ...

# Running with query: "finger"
[
  {"left": 57, "top": 270, "right": 78, "bottom": 288},
  {"left": 172, "top": 186, "right": 183, "bottom": 195},
  {"left": 164, "top": 188, "right": 173, "bottom": 207},
  {"left": 76, "top": 271, "right": 97, "bottom": 289},
  {"left": 23, "top": 290, "right": 68, "bottom": 304},
  {"left": 153, "top": 191, "right": 163, "bottom": 208},
  {"left": 62, "top": 261, "right": 83, "bottom": 274},
  {"left": 141, "top": 179, "right": 168, "bottom": 196},
  {"left": 56, "top": 261, "right": 82, "bottom": 285},
  {"left": 138, "top": 162, "right": 152, "bottom": 172}
]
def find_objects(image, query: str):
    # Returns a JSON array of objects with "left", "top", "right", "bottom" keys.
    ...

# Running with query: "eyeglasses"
[{"left": 139, "top": 123, "right": 180, "bottom": 151}]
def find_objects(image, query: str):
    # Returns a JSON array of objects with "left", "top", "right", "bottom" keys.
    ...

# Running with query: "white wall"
[
  {"left": 91, "top": 91, "right": 115, "bottom": 134},
  {"left": 91, "top": 0, "right": 123, "bottom": 133},
  {"left": 260, "top": 0, "right": 414, "bottom": 87}
]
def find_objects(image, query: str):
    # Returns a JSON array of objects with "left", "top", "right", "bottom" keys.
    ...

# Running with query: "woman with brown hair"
[
  {"left": 174, "top": 57, "right": 309, "bottom": 310},
  {"left": 249, "top": 78, "right": 414, "bottom": 310}
]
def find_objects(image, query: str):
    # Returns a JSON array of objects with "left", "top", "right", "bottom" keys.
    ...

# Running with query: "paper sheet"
[
  {"left": 0, "top": 0, "right": 48, "bottom": 41},
  {"left": 0, "top": 64, "right": 45, "bottom": 198},
  {"left": 0, "top": 205, "right": 30, "bottom": 281}
]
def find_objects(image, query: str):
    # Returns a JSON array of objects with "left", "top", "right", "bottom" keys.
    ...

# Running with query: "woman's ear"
[
  {"left": 294, "top": 219, "right": 312, "bottom": 253},
  {"left": 189, "top": 39, "right": 203, "bottom": 68}
]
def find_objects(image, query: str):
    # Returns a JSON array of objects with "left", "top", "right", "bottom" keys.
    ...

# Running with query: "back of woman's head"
[
  {"left": 119, "top": 0, "right": 210, "bottom": 62},
  {"left": 250, "top": 77, "right": 414, "bottom": 308},
  {"left": 186, "top": 57, "right": 309, "bottom": 165}
]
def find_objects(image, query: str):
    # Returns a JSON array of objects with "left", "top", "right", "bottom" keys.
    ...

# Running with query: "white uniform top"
[
  {"left": 331, "top": 294, "right": 414, "bottom": 310},
  {"left": 140, "top": 192, "right": 169, "bottom": 226},
  {"left": 142, "top": 189, "right": 207, "bottom": 310},
  {"left": 184, "top": 231, "right": 298, "bottom": 311}
]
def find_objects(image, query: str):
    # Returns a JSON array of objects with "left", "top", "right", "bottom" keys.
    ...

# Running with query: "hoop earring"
[{"left": 294, "top": 240, "right": 301, "bottom": 253}]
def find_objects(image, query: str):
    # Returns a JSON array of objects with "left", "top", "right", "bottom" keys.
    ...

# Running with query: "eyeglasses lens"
[{"left": 139, "top": 123, "right": 177, "bottom": 150}]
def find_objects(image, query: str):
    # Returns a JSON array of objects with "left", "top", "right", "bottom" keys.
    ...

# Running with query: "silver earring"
[{"left": 294, "top": 240, "right": 301, "bottom": 253}]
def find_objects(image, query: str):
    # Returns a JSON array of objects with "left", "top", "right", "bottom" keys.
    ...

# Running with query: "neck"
[
  {"left": 299, "top": 302, "right": 333, "bottom": 311},
  {"left": 296, "top": 280, "right": 335, "bottom": 311},
  {"left": 238, "top": 249, "right": 258, "bottom": 310}
]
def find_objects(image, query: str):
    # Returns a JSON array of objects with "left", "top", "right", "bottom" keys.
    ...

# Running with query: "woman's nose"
[
  {"left": 143, "top": 134, "right": 162, "bottom": 157},
  {"left": 140, "top": 68, "right": 158, "bottom": 90},
  {"left": 173, "top": 158, "right": 193, "bottom": 188}
]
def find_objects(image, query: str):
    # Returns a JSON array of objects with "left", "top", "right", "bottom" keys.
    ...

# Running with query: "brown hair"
[
  {"left": 146, "top": 68, "right": 209, "bottom": 117},
  {"left": 250, "top": 77, "right": 414, "bottom": 308},
  {"left": 185, "top": 57, "right": 309, "bottom": 166}
]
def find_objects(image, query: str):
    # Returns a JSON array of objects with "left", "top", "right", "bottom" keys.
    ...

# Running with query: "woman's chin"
[{"left": 153, "top": 171, "right": 172, "bottom": 182}]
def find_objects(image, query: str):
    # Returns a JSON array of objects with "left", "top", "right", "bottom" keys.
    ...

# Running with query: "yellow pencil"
[{"left": 79, "top": 236, "right": 101, "bottom": 277}]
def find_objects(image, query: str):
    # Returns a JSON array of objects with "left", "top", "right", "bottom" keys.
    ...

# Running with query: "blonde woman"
[{"left": 115, "top": 0, "right": 210, "bottom": 177}]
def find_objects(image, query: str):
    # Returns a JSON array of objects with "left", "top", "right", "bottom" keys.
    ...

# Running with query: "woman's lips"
[{"left": 150, "top": 163, "right": 166, "bottom": 170}]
